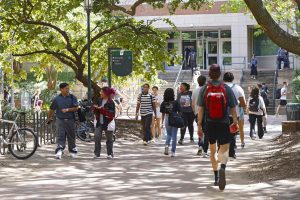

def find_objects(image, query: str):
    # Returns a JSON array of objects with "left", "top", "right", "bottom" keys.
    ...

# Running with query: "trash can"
[{"left": 286, "top": 103, "right": 300, "bottom": 121}]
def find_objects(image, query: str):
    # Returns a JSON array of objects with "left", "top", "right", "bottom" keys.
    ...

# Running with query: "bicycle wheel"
[
  {"left": 127, "top": 106, "right": 134, "bottom": 119},
  {"left": 8, "top": 128, "right": 38, "bottom": 159}
]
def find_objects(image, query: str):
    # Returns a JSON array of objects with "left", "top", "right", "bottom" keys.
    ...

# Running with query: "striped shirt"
[{"left": 137, "top": 93, "right": 155, "bottom": 116}]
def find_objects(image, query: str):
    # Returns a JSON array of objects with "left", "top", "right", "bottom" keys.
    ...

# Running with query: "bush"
[{"left": 292, "top": 71, "right": 300, "bottom": 103}]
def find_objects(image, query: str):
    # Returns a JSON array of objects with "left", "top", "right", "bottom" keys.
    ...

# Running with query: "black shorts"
[
  {"left": 206, "top": 121, "right": 231, "bottom": 145},
  {"left": 280, "top": 100, "right": 287, "bottom": 106}
]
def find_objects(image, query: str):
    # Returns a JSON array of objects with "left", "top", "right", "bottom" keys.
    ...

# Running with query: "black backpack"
[
  {"left": 260, "top": 91, "right": 269, "bottom": 107},
  {"left": 249, "top": 97, "right": 260, "bottom": 112},
  {"left": 276, "top": 88, "right": 282, "bottom": 99}
]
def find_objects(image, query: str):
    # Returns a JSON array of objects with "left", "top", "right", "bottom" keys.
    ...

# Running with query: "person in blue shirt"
[
  {"left": 250, "top": 54, "right": 258, "bottom": 79},
  {"left": 48, "top": 83, "right": 79, "bottom": 159}
]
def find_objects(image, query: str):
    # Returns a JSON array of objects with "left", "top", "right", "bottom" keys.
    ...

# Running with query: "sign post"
[{"left": 108, "top": 48, "right": 133, "bottom": 87}]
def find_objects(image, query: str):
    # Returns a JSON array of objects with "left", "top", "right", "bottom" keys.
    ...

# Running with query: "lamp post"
[{"left": 84, "top": 0, "right": 94, "bottom": 101}]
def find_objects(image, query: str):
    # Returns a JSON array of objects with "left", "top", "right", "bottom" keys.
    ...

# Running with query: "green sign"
[{"left": 111, "top": 50, "right": 133, "bottom": 76}]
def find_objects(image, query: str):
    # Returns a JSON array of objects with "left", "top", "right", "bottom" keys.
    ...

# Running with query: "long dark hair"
[
  {"left": 163, "top": 88, "right": 175, "bottom": 102},
  {"left": 250, "top": 87, "right": 260, "bottom": 98}
]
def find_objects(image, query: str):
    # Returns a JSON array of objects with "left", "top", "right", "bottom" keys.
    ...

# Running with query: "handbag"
[{"left": 168, "top": 112, "right": 184, "bottom": 128}]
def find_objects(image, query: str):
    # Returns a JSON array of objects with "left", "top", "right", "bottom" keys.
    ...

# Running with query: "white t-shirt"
[
  {"left": 247, "top": 96, "right": 266, "bottom": 116},
  {"left": 226, "top": 83, "right": 245, "bottom": 117},
  {"left": 153, "top": 94, "right": 163, "bottom": 118},
  {"left": 280, "top": 87, "right": 287, "bottom": 100},
  {"left": 192, "top": 86, "right": 202, "bottom": 115}
]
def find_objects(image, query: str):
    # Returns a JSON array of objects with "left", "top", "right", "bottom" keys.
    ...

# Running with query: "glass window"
[
  {"left": 254, "top": 32, "right": 278, "bottom": 56},
  {"left": 223, "top": 57, "right": 232, "bottom": 65},
  {"left": 221, "top": 30, "right": 231, "bottom": 38},
  {"left": 182, "top": 31, "right": 196, "bottom": 40},
  {"left": 208, "top": 57, "right": 218, "bottom": 65},
  {"left": 222, "top": 41, "right": 232, "bottom": 54},
  {"left": 197, "top": 31, "right": 203, "bottom": 39},
  {"left": 204, "top": 31, "right": 219, "bottom": 38},
  {"left": 167, "top": 42, "right": 179, "bottom": 66},
  {"left": 167, "top": 32, "right": 180, "bottom": 39},
  {"left": 208, "top": 41, "right": 218, "bottom": 54}
]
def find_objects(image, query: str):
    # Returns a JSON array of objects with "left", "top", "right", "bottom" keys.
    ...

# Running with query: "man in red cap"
[{"left": 197, "top": 64, "right": 239, "bottom": 190}]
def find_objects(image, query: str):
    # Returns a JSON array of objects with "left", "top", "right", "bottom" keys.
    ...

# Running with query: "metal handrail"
[
  {"left": 173, "top": 60, "right": 185, "bottom": 89},
  {"left": 256, "top": 55, "right": 295, "bottom": 70},
  {"left": 272, "top": 67, "right": 279, "bottom": 114},
  {"left": 222, "top": 56, "right": 247, "bottom": 71}
]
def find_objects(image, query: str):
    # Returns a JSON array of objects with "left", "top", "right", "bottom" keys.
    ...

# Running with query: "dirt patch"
[{"left": 247, "top": 132, "right": 300, "bottom": 182}]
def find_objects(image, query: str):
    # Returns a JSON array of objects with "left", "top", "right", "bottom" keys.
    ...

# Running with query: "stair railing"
[
  {"left": 272, "top": 66, "right": 279, "bottom": 114},
  {"left": 173, "top": 59, "right": 185, "bottom": 90}
]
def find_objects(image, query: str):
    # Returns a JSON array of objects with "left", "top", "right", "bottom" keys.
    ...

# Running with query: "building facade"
[{"left": 130, "top": 1, "right": 296, "bottom": 70}]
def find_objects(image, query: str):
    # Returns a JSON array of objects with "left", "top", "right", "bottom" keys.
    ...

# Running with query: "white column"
[{"left": 231, "top": 25, "right": 248, "bottom": 69}]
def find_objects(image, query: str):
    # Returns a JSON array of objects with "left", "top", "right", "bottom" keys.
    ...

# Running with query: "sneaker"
[
  {"left": 229, "top": 155, "right": 236, "bottom": 161},
  {"left": 55, "top": 150, "right": 63, "bottom": 159},
  {"left": 70, "top": 153, "right": 77, "bottom": 158},
  {"left": 147, "top": 141, "right": 151, "bottom": 145},
  {"left": 171, "top": 152, "right": 176, "bottom": 157},
  {"left": 178, "top": 140, "right": 183, "bottom": 145},
  {"left": 164, "top": 146, "right": 169, "bottom": 155},
  {"left": 190, "top": 139, "right": 195, "bottom": 144},
  {"left": 218, "top": 168, "right": 226, "bottom": 191},
  {"left": 203, "top": 153, "right": 209, "bottom": 158},
  {"left": 107, "top": 155, "right": 113, "bottom": 159},
  {"left": 94, "top": 155, "right": 101, "bottom": 159},
  {"left": 151, "top": 139, "right": 155, "bottom": 143},
  {"left": 241, "top": 142, "right": 245, "bottom": 149},
  {"left": 214, "top": 179, "right": 219, "bottom": 186},
  {"left": 197, "top": 147, "right": 203, "bottom": 156},
  {"left": 143, "top": 141, "right": 148, "bottom": 146}
]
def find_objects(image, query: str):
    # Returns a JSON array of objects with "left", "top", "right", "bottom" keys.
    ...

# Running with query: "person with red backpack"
[{"left": 197, "top": 64, "right": 238, "bottom": 191}]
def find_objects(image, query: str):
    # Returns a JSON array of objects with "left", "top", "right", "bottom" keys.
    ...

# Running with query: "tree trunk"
[
  {"left": 244, "top": 0, "right": 300, "bottom": 55},
  {"left": 75, "top": 71, "right": 101, "bottom": 99}
]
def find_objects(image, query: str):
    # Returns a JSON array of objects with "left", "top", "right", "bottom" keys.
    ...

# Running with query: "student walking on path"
[
  {"left": 177, "top": 83, "right": 195, "bottom": 145},
  {"left": 48, "top": 83, "right": 79, "bottom": 159},
  {"left": 247, "top": 87, "right": 267, "bottom": 140},
  {"left": 192, "top": 75, "right": 209, "bottom": 157},
  {"left": 197, "top": 64, "right": 238, "bottom": 191},
  {"left": 151, "top": 86, "right": 163, "bottom": 142},
  {"left": 250, "top": 54, "right": 258, "bottom": 79},
  {"left": 93, "top": 87, "right": 116, "bottom": 159},
  {"left": 160, "top": 88, "right": 181, "bottom": 157},
  {"left": 223, "top": 72, "right": 246, "bottom": 158},
  {"left": 276, "top": 82, "right": 288, "bottom": 116},
  {"left": 136, "top": 83, "right": 157, "bottom": 145}
]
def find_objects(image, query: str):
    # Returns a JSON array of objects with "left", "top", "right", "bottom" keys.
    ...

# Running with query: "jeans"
[
  {"left": 249, "top": 114, "right": 264, "bottom": 139},
  {"left": 165, "top": 116, "right": 178, "bottom": 153},
  {"left": 180, "top": 112, "right": 195, "bottom": 141},
  {"left": 229, "top": 117, "right": 237, "bottom": 157},
  {"left": 277, "top": 57, "right": 285, "bottom": 69},
  {"left": 141, "top": 114, "right": 153, "bottom": 142},
  {"left": 55, "top": 118, "right": 77, "bottom": 154},
  {"left": 94, "top": 125, "right": 114, "bottom": 156}
]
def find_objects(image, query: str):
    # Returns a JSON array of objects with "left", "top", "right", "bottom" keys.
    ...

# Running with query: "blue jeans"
[{"left": 165, "top": 116, "right": 178, "bottom": 153}]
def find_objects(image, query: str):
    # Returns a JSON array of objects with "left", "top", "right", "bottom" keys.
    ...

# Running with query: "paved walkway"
[{"left": 0, "top": 116, "right": 299, "bottom": 200}]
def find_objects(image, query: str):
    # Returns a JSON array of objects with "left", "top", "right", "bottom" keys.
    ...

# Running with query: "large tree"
[
  {"left": 0, "top": 0, "right": 210, "bottom": 91},
  {"left": 224, "top": 0, "right": 300, "bottom": 55}
]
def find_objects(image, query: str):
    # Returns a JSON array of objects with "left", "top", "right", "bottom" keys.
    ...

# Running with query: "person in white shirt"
[
  {"left": 192, "top": 75, "right": 209, "bottom": 157},
  {"left": 151, "top": 86, "right": 163, "bottom": 141},
  {"left": 276, "top": 82, "right": 288, "bottom": 116},
  {"left": 247, "top": 87, "right": 267, "bottom": 140},
  {"left": 223, "top": 72, "right": 247, "bottom": 158}
]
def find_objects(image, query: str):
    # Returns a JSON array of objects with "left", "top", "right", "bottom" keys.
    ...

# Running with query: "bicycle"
[{"left": 0, "top": 111, "right": 38, "bottom": 159}]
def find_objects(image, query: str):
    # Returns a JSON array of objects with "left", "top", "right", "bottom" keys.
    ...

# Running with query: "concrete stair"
[{"left": 241, "top": 69, "right": 276, "bottom": 115}]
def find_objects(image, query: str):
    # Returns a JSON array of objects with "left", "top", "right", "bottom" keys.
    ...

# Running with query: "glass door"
[
  {"left": 197, "top": 40, "right": 205, "bottom": 70},
  {"left": 182, "top": 40, "right": 197, "bottom": 70},
  {"left": 206, "top": 40, "right": 219, "bottom": 67},
  {"left": 221, "top": 39, "right": 232, "bottom": 68}
]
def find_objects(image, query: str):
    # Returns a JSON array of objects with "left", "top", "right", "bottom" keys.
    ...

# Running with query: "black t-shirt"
[{"left": 160, "top": 101, "right": 180, "bottom": 114}]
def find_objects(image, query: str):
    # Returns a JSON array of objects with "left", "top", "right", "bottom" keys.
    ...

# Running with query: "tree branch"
[
  {"left": 13, "top": 49, "right": 77, "bottom": 66},
  {"left": 23, "top": 20, "right": 79, "bottom": 60},
  {"left": 295, "top": 0, "right": 300, "bottom": 12},
  {"left": 244, "top": 0, "right": 300, "bottom": 55},
  {"left": 79, "top": 22, "right": 131, "bottom": 57},
  {"left": 100, "top": 0, "right": 158, "bottom": 16}
]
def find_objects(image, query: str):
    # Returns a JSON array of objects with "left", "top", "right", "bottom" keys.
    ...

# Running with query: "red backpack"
[{"left": 205, "top": 82, "right": 227, "bottom": 120}]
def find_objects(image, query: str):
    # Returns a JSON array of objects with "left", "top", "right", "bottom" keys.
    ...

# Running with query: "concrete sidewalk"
[{"left": 0, "top": 115, "right": 299, "bottom": 200}]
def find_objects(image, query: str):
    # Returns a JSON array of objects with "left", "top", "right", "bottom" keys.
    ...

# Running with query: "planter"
[{"left": 286, "top": 103, "right": 300, "bottom": 121}]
